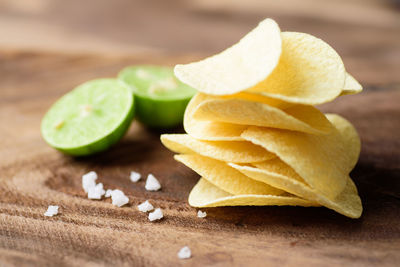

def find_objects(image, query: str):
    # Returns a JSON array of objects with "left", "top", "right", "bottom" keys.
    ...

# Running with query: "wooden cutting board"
[{"left": 0, "top": 51, "right": 399, "bottom": 266}]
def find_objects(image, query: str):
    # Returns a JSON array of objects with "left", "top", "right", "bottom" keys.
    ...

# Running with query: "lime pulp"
[{"left": 41, "top": 78, "right": 135, "bottom": 156}]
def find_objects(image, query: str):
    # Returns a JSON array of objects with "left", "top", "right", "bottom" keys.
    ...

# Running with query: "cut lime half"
[
  {"left": 41, "top": 78, "right": 135, "bottom": 156},
  {"left": 118, "top": 65, "right": 196, "bottom": 128}
]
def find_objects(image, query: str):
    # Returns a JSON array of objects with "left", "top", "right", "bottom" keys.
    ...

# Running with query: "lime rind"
[
  {"left": 118, "top": 65, "right": 196, "bottom": 128},
  {"left": 134, "top": 94, "right": 191, "bottom": 128},
  {"left": 118, "top": 65, "right": 196, "bottom": 100}
]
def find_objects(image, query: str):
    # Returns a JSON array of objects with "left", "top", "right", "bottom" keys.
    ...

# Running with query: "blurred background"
[{"left": 0, "top": 0, "right": 399, "bottom": 85}]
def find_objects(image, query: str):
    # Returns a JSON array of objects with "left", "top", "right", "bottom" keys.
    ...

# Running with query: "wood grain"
[
  {"left": 0, "top": 51, "right": 399, "bottom": 266},
  {"left": 0, "top": 0, "right": 399, "bottom": 265},
  {"left": 0, "top": 0, "right": 399, "bottom": 85}
]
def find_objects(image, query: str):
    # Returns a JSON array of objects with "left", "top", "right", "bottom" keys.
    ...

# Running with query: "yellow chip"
[
  {"left": 188, "top": 178, "right": 318, "bottom": 208},
  {"left": 229, "top": 163, "right": 362, "bottom": 218},
  {"left": 222, "top": 92, "right": 292, "bottom": 109},
  {"left": 241, "top": 114, "right": 356, "bottom": 200},
  {"left": 174, "top": 154, "right": 283, "bottom": 195},
  {"left": 248, "top": 32, "right": 346, "bottom": 105},
  {"left": 174, "top": 18, "right": 282, "bottom": 95},
  {"left": 253, "top": 158, "right": 306, "bottom": 183},
  {"left": 340, "top": 73, "right": 363, "bottom": 96},
  {"left": 325, "top": 114, "right": 361, "bottom": 171},
  {"left": 193, "top": 96, "right": 333, "bottom": 135},
  {"left": 184, "top": 93, "right": 295, "bottom": 141},
  {"left": 229, "top": 114, "right": 361, "bottom": 217},
  {"left": 161, "top": 134, "right": 275, "bottom": 163},
  {"left": 184, "top": 93, "right": 246, "bottom": 141}
]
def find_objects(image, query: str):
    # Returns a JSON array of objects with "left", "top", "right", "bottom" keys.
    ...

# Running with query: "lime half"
[
  {"left": 118, "top": 65, "right": 196, "bottom": 128},
  {"left": 41, "top": 78, "right": 135, "bottom": 156}
]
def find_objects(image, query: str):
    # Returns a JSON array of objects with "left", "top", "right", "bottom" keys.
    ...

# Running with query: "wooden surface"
[
  {"left": 0, "top": 0, "right": 399, "bottom": 86},
  {"left": 0, "top": 0, "right": 400, "bottom": 266}
]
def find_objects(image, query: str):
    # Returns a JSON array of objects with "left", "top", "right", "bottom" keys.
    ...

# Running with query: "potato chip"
[
  {"left": 174, "top": 18, "right": 282, "bottom": 95},
  {"left": 185, "top": 119, "right": 246, "bottom": 141},
  {"left": 184, "top": 93, "right": 246, "bottom": 141},
  {"left": 184, "top": 93, "right": 297, "bottom": 141},
  {"left": 229, "top": 163, "right": 362, "bottom": 218},
  {"left": 241, "top": 114, "right": 355, "bottom": 200},
  {"left": 230, "top": 114, "right": 361, "bottom": 217},
  {"left": 222, "top": 92, "right": 291, "bottom": 109},
  {"left": 253, "top": 158, "right": 306, "bottom": 183},
  {"left": 228, "top": 161, "right": 309, "bottom": 197},
  {"left": 193, "top": 97, "right": 333, "bottom": 135},
  {"left": 325, "top": 114, "right": 361, "bottom": 171},
  {"left": 174, "top": 154, "right": 283, "bottom": 195},
  {"left": 164, "top": 18, "right": 362, "bottom": 218},
  {"left": 188, "top": 178, "right": 318, "bottom": 208},
  {"left": 161, "top": 134, "right": 275, "bottom": 163},
  {"left": 248, "top": 32, "right": 346, "bottom": 105},
  {"left": 340, "top": 73, "right": 363, "bottom": 96},
  {"left": 247, "top": 114, "right": 359, "bottom": 172}
]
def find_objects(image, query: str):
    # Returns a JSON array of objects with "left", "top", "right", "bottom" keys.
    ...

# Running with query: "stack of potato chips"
[{"left": 161, "top": 18, "right": 363, "bottom": 218}]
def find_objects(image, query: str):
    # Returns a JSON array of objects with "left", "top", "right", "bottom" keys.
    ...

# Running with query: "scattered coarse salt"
[
  {"left": 177, "top": 246, "right": 191, "bottom": 259},
  {"left": 145, "top": 174, "right": 161, "bottom": 191},
  {"left": 87, "top": 183, "right": 106, "bottom": 199},
  {"left": 44, "top": 205, "right": 59, "bottom": 217},
  {"left": 110, "top": 189, "right": 129, "bottom": 207},
  {"left": 197, "top": 210, "right": 207, "bottom": 218},
  {"left": 82, "top": 171, "right": 97, "bottom": 193},
  {"left": 105, "top": 189, "right": 113, "bottom": 198},
  {"left": 137, "top": 200, "right": 154, "bottom": 212},
  {"left": 130, "top": 171, "right": 141, "bottom": 182},
  {"left": 148, "top": 208, "right": 163, "bottom": 221}
]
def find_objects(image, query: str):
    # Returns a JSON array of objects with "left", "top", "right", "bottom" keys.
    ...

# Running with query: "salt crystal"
[
  {"left": 110, "top": 189, "right": 129, "bottom": 207},
  {"left": 148, "top": 208, "right": 163, "bottom": 221},
  {"left": 105, "top": 189, "right": 113, "bottom": 198},
  {"left": 177, "top": 246, "right": 191, "bottom": 259},
  {"left": 82, "top": 171, "right": 97, "bottom": 193},
  {"left": 137, "top": 200, "right": 154, "bottom": 212},
  {"left": 87, "top": 183, "right": 105, "bottom": 199},
  {"left": 130, "top": 171, "right": 141, "bottom": 182},
  {"left": 145, "top": 174, "right": 161, "bottom": 191},
  {"left": 44, "top": 205, "right": 59, "bottom": 217},
  {"left": 197, "top": 210, "right": 207, "bottom": 218}
]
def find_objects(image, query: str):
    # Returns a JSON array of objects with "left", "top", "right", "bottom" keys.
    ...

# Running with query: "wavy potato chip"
[
  {"left": 248, "top": 32, "right": 346, "bottom": 105},
  {"left": 248, "top": 114, "right": 360, "bottom": 171},
  {"left": 241, "top": 114, "right": 356, "bottom": 200},
  {"left": 185, "top": 119, "right": 246, "bottom": 141},
  {"left": 222, "top": 92, "right": 291, "bottom": 109},
  {"left": 161, "top": 134, "right": 275, "bottom": 163},
  {"left": 174, "top": 18, "right": 282, "bottom": 95},
  {"left": 184, "top": 93, "right": 295, "bottom": 141},
  {"left": 193, "top": 97, "right": 333, "bottom": 135},
  {"left": 185, "top": 119, "right": 246, "bottom": 142},
  {"left": 165, "top": 17, "right": 362, "bottom": 218},
  {"left": 174, "top": 154, "right": 283, "bottom": 195},
  {"left": 228, "top": 120, "right": 361, "bottom": 218},
  {"left": 252, "top": 158, "right": 306, "bottom": 183},
  {"left": 230, "top": 161, "right": 362, "bottom": 218},
  {"left": 184, "top": 93, "right": 246, "bottom": 141},
  {"left": 325, "top": 114, "right": 361, "bottom": 170},
  {"left": 188, "top": 178, "right": 318, "bottom": 208},
  {"left": 340, "top": 73, "right": 363, "bottom": 96}
]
